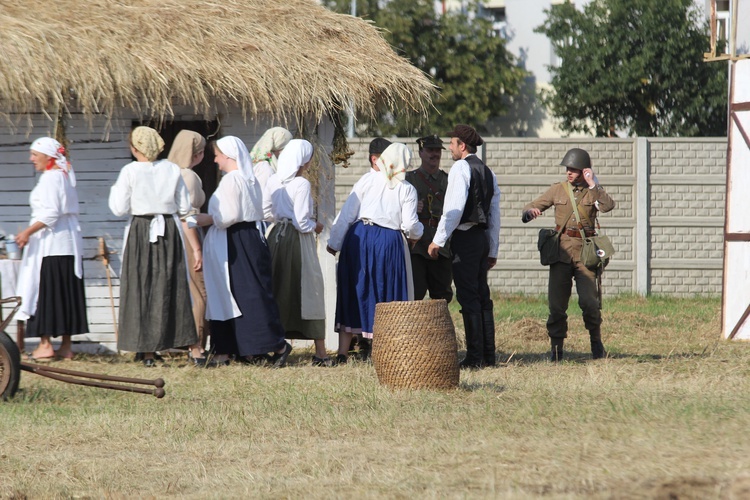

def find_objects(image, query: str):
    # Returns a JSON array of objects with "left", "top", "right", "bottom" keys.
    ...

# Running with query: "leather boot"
[
  {"left": 589, "top": 327, "right": 606, "bottom": 359},
  {"left": 358, "top": 337, "right": 371, "bottom": 362},
  {"left": 459, "top": 312, "right": 484, "bottom": 369},
  {"left": 550, "top": 337, "right": 564, "bottom": 362},
  {"left": 481, "top": 308, "right": 496, "bottom": 367}
]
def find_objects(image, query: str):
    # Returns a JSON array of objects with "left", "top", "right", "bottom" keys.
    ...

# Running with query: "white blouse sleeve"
[
  {"left": 33, "top": 172, "right": 64, "bottom": 227},
  {"left": 175, "top": 174, "right": 191, "bottom": 217},
  {"left": 292, "top": 180, "right": 316, "bottom": 234},
  {"left": 211, "top": 175, "right": 244, "bottom": 229},
  {"left": 108, "top": 167, "right": 132, "bottom": 217},
  {"left": 262, "top": 175, "right": 276, "bottom": 223},
  {"left": 400, "top": 183, "right": 423, "bottom": 240},
  {"left": 328, "top": 180, "right": 364, "bottom": 251}
]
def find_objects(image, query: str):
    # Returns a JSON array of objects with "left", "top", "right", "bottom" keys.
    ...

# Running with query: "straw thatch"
[{"left": 0, "top": 0, "right": 435, "bottom": 122}]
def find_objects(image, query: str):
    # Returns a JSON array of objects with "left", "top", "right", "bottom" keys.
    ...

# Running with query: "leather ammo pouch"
[
  {"left": 565, "top": 183, "right": 615, "bottom": 270},
  {"left": 537, "top": 211, "right": 571, "bottom": 266},
  {"left": 537, "top": 228, "right": 560, "bottom": 266}
]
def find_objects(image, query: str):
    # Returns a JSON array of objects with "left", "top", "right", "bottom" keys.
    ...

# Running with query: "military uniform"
[
  {"left": 406, "top": 163, "right": 453, "bottom": 302},
  {"left": 522, "top": 148, "right": 615, "bottom": 361}
]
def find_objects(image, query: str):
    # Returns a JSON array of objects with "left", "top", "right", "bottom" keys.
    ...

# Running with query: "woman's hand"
[
  {"left": 315, "top": 222, "right": 324, "bottom": 234},
  {"left": 193, "top": 249, "right": 203, "bottom": 272},
  {"left": 15, "top": 230, "right": 30, "bottom": 249},
  {"left": 194, "top": 214, "right": 213, "bottom": 227}
]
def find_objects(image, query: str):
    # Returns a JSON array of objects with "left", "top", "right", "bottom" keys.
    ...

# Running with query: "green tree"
[
  {"left": 323, "top": 0, "right": 525, "bottom": 136},
  {"left": 536, "top": 0, "right": 727, "bottom": 137}
]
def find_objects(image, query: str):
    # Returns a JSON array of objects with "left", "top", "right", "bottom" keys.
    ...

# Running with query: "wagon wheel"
[{"left": 0, "top": 331, "right": 21, "bottom": 400}]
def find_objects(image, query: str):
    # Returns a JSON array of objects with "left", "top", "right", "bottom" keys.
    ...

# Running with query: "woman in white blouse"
[
  {"left": 326, "top": 142, "right": 423, "bottom": 365},
  {"left": 195, "top": 136, "right": 291, "bottom": 367},
  {"left": 108, "top": 126, "right": 197, "bottom": 367},
  {"left": 250, "top": 126, "right": 293, "bottom": 193},
  {"left": 167, "top": 130, "right": 209, "bottom": 365},
  {"left": 263, "top": 139, "right": 328, "bottom": 366},
  {"left": 15, "top": 137, "right": 88, "bottom": 360}
]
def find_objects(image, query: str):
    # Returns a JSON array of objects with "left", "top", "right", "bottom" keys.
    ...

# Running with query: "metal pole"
[{"left": 347, "top": 0, "right": 357, "bottom": 138}]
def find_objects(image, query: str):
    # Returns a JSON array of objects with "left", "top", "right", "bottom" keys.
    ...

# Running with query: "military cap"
[
  {"left": 446, "top": 124, "right": 483, "bottom": 148},
  {"left": 416, "top": 135, "right": 445, "bottom": 150},
  {"left": 369, "top": 137, "right": 392, "bottom": 155}
]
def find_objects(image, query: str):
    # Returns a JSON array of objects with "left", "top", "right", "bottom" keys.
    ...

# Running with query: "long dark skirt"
[
  {"left": 334, "top": 221, "right": 410, "bottom": 337},
  {"left": 267, "top": 223, "right": 325, "bottom": 340},
  {"left": 118, "top": 215, "right": 197, "bottom": 352},
  {"left": 26, "top": 255, "right": 89, "bottom": 338},
  {"left": 209, "top": 221, "right": 286, "bottom": 357}
]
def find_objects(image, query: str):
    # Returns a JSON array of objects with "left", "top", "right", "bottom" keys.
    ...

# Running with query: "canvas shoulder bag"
[{"left": 565, "top": 183, "right": 615, "bottom": 270}]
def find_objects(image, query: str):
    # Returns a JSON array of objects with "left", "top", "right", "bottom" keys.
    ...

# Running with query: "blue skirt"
[
  {"left": 209, "top": 221, "right": 286, "bottom": 356},
  {"left": 335, "top": 221, "right": 409, "bottom": 337}
]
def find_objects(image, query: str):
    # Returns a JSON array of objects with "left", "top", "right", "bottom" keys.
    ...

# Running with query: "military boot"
[
  {"left": 459, "top": 312, "right": 484, "bottom": 369},
  {"left": 589, "top": 327, "right": 606, "bottom": 359},
  {"left": 481, "top": 308, "right": 496, "bottom": 367},
  {"left": 550, "top": 337, "right": 564, "bottom": 362}
]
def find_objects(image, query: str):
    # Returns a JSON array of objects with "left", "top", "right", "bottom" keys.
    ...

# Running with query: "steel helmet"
[{"left": 560, "top": 148, "right": 591, "bottom": 171}]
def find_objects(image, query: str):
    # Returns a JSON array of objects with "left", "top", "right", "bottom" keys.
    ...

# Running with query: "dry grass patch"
[{"left": 2, "top": 295, "right": 749, "bottom": 498}]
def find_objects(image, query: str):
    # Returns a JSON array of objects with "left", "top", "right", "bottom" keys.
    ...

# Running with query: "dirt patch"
[{"left": 511, "top": 317, "right": 547, "bottom": 341}]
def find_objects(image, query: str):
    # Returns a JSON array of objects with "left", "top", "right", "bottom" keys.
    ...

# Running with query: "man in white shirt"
[{"left": 428, "top": 125, "right": 501, "bottom": 369}]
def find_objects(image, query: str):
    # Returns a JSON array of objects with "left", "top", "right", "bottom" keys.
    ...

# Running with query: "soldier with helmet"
[
  {"left": 521, "top": 148, "right": 615, "bottom": 361},
  {"left": 405, "top": 134, "right": 453, "bottom": 303}
]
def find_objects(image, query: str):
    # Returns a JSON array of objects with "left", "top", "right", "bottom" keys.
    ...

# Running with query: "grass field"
[{"left": 2, "top": 294, "right": 750, "bottom": 499}]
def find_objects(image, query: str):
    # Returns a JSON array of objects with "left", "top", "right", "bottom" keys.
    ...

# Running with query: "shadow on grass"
[
  {"left": 496, "top": 350, "right": 713, "bottom": 365},
  {"left": 459, "top": 381, "right": 506, "bottom": 392}
]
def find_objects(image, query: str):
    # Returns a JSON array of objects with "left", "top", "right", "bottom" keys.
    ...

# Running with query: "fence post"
[{"left": 636, "top": 137, "right": 650, "bottom": 295}]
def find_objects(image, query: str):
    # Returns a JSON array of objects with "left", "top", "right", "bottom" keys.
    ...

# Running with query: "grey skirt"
[{"left": 117, "top": 215, "right": 197, "bottom": 352}]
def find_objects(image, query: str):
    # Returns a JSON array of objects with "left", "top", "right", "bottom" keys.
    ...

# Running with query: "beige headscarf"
[
  {"left": 376, "top": 143, "right": 412, "bottom": 189},
  {"left": 167, "top": 130, "right": 206, "bottom": 169},
  {"left": 130, "top": 126, "right": 165, "bottom": 162},
  {"left": 250, "top": 127, "right": 293, "bottom": 171}
]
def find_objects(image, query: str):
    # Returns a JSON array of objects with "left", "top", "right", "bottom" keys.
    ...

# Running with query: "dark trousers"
[
  {"left": 451, "top": 226, "right": 492, "bottom": 315},
  {"left": 411, "top": 253, "right": 453, "bottom": 303},
  {"left": 547, "top": 260, "right": 602, "bottom": 338}
]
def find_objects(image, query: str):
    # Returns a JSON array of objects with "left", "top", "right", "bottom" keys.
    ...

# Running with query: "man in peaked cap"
[
  {"left": 521, "top": 148, "right": 615, "bottom": 362},
  {"left": 405, "top": 135, "right": 453, "bottom": 303},
  {"left": 428, "top": 125, "right": 501, "bottom": 369}
]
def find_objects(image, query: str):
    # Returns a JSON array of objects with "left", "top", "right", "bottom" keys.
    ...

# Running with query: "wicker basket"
[{"left": 371, "top": 300, "right": 459, "bottom": 390}]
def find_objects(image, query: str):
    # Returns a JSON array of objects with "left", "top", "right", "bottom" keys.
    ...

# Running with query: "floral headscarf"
[
  {"left": 376, "top": 143, "right": 411, "bottom": 189},
  {"left": 250, "top": 127, "right": 293, "bottom": 172}
]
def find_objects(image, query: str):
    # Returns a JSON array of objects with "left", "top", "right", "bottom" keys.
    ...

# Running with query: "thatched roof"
[{"left": 0, "top": 0, "right": 434, "bottom": 122}]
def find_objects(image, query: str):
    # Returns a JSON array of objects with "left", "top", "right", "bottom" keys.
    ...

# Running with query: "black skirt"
[
  {"left": 25, "top": 255, "right": 89, "bottom": 338},
  {"left": 209, "top": 221, "right": 286, "bottom": 356}
]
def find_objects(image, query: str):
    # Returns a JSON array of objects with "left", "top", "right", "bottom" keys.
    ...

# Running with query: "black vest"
[{"left": 459, "top": 155, "right": 494, "bottom": 228}]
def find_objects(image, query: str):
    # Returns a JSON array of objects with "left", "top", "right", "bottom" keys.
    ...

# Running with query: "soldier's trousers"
[
  {"left": 547, "top": 259, "right": 602, "bottom": 338},
  {"left": 411, "top": 253, "right": 453, "bottom": 303}
]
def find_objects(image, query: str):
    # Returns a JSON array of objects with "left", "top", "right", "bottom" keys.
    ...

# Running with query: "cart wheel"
[{"left": 0, "top": 331, "right": 21, "bottom": 400}]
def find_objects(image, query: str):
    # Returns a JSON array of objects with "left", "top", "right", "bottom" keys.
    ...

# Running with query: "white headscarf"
[
  {"left": 276, "top": 139, "right": 313, "bottom": 185},
  {"left": 30, "top": 137, "right": 76, "bottom": 186},
  {"left": 216, "top": 136, "right": 255, "bottom": 184},
  {"left": 376, "top": 142, "right": 411, "bottom": 189},
  {"left": 250, "top": 127, "right": 293, "bottom": 172}
]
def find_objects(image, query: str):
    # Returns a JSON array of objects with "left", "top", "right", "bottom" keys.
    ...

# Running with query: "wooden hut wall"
[{"left": 0, "top": 108, "right": 336, "bottom": 351}]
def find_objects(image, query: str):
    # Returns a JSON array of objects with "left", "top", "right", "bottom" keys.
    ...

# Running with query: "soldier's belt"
[
  {"left": 419, "top": 217, "right": 440, "bottom": 228},
  {"left": 555, "top": 225, "right": 596, "bottom": 238}
]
